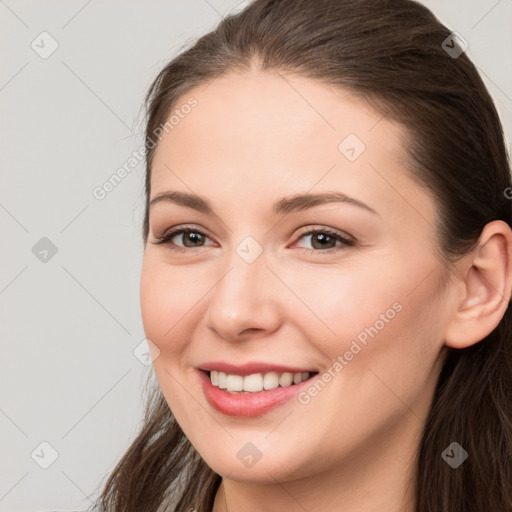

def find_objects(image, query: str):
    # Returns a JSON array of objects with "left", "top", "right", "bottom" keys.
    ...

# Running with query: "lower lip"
[{"left": 197, "top": 370, "right": 316, "bottom": 417}]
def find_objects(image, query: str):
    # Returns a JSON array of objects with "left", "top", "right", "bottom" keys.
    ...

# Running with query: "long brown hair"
[{"left": 92, "top": 0, "right": 512, "bottom": 510}]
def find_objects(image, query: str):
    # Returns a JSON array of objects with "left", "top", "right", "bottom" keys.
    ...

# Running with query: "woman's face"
[{"left": 140, "top": 68, "right": 451, "bottom": 483}]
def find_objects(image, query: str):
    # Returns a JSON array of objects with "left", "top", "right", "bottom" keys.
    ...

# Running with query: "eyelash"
[{"left": 151, "top": 225, "right": 355, "bottom": 255}]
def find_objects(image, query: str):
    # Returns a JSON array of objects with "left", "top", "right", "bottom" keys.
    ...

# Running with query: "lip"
[
  {"left": 197, "top": 368, "right": 318, "bottom": 417},
  {"left": 197, "top": 361, "right": 317, "bottom": 376}
]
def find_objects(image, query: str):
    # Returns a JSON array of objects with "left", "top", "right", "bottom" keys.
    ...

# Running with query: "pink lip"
[
  {"left": 197, "top": 361, "right": 316, "bottom": 376},
  {"left": 197, "top": 368, "right": 317, "bottom": 417}
]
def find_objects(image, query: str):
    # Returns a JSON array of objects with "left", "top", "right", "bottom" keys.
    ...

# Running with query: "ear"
[{"left": 444, "top": 220, "right": 512, "bottom": 349}]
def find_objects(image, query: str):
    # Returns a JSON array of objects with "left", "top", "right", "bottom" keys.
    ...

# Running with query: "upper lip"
[{"left": 197, "top": 361, "right": 318, "bottom": 376}]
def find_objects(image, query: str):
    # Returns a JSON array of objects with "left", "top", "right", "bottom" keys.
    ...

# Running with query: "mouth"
[{"left": 197, "top": 368, "right": 319, "bottom": 417}]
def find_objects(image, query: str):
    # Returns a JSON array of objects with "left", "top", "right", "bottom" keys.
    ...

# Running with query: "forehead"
[
  {"left": 152, "top": 68, "right": 403, "bottom": 166},
  {"left": 148, "top": 69, "right": 432, "bottom": 224}
]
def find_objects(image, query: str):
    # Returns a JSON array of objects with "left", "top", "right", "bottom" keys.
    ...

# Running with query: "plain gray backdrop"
[{"left": 1, "top": 1, "right": 511, "bottom": 511}]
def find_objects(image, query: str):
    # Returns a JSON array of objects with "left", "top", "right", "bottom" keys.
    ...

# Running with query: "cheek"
[
  {"left": 288, "top": 257, "right": 443, "bottom": 386},
  {"left": 281, "top": 262, "right": 402, "bottom": 349},
  {"left": 139, "top": 255, "right": 203, "bottom": 357},
  {"left": 139, "top": 257, "right": 207, "bottom": 421},
  {"left": 332, "top": 273, "right": 444, "bottom": 414},
  {"left": 289, "top": 271, "right": 443, "bottom": 465}
]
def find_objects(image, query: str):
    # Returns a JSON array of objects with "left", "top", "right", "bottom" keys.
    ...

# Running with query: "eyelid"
[
  {"left": 290, "top": 226, "right": 355, "bottom": 254},
  {"left": 152, "top": 224, "right": 216, "bottom": 248},
  {"left": 159, "top": 224, "right": 208, "bottom": 240},
  {"left": 293, "top": 225, "right": 355, "bottom": 243}
]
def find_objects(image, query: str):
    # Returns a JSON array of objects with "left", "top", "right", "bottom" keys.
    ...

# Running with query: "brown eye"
[
  {"left": 152, "top": 227, "right": 214, "bottom": 251},
  {"left": 176, "top": 230, "right": 206, "bottom": 248},
  {"left": 294, "top": 228, "right": 355, "bottom": 254},
  {"left": 308, "top": 232, "right": 337, "bottom": 250}
]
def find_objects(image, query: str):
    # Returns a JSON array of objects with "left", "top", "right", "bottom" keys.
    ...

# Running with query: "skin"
[{"left": 140, "top": 63, "right": 512, "bottom": 511}]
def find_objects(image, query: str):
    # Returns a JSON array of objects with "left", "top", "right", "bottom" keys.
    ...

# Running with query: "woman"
[{"left": 92, "top": 0, "right": 512, "bottom": 510}]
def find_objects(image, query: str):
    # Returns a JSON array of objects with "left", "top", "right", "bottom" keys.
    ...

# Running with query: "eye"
[
  {"left": 151, "top": 226, "right": 214, "bottom": 252},
  {"left": 151, "top": 225, "right": 356, "bottom": 255},
  {"left": 293, "top": 227, "right": 355, "bottom": 254}
]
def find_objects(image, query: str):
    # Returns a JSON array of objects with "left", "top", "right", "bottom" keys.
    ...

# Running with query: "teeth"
[
  {"left": 226, "top": 374, "right": 243, "bottom": 392},
  {"left": 209, "top": 370, "right": 312, "bottom": 393},
  {"left": 263, "top": 371, "right": 279, "bottom": 390},
  {"left": 217, "top": 371, "right": 227, "bottom": 389},
  {"left": 279, "top": 372, "right": 293, "bottom": 387},
  {"left": 243, "top": 373, "right": 263, "bottom": 392}
]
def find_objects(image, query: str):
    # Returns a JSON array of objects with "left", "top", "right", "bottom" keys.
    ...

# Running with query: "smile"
[{"left": 197, "top": 368, "right": 319, "bottom": 417}]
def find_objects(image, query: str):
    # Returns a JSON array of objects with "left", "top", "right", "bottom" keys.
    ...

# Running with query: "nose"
[{"left": 205, "top": 253, "right": 282, "bottom": 342}]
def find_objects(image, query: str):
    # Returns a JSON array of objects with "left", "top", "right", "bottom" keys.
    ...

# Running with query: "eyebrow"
[{"left": 149, "top": 190, "right": 379, "bottom": 216}]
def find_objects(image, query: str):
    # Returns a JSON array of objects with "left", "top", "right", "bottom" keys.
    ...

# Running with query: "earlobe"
[{"left": 444, "top": 220, "right": 512, "bottom": 350}]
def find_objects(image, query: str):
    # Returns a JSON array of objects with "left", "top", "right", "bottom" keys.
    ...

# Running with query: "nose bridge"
[{"left": 206, "top": 241, "right": 279, "bottom": 339}]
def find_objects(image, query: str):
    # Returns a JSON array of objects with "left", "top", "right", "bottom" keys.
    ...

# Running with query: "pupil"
[
  {"left": 185, "top": 232, "right": 203, "bottom": 247},
  {"left": 312, "top": 233, "right": 334, "bottom": 249}
]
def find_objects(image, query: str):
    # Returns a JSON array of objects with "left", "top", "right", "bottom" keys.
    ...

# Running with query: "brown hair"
[{"left": 92, "top": 0, "right": 512, "bottom": 510}]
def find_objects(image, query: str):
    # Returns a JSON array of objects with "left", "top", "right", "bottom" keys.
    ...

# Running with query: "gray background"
[{"left": 1, "top": 1, "right": 511, "bottom": 511}]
